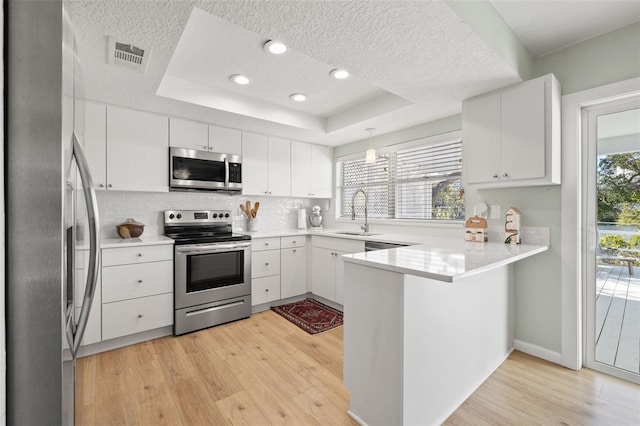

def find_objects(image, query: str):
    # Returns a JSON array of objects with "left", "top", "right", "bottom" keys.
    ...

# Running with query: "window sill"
[{"left": 335, "top": 217, "right": 464, "bottom": 228}]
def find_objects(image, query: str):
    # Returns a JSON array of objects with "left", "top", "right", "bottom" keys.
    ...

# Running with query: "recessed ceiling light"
[
  {"left": 230, "top": 74, "right": 250, "bottom": 85},
  {"left": 264, "top": 40, "right": 287, "bottom": 55},
  {"left": 330, "top": 69, "right": 350, "bottom": 79},
  {"left": 290, "top": 93, "right": 307, "bottom": 102}
]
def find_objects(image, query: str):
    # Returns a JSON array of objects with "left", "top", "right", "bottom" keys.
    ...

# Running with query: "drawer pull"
[
  {"left": 265, "top": 262, "right": 269, "bottom": 266},
  {"left": 293, "top": 249, "right": 297, "bottom": 253},
  {"left": 137, "top": 314, "right": 143, "bottom": 319},
  {"left": 293, "top": 240, "right": 296, "bottom": 244},
  {"left": 265, "top": 289, "right": 269, "bottom": 292},
  {"left": 265, "top": 243, "right": 269, "bottom": 246},
  {"left": 137, "top": 253, "right": 143, "bottom": 257},
  {"left": 137, "top": 279, "right": 143, "bottom": 283},
  {"left": 502, "top": 173, "right": 509, "bottom": 178}
]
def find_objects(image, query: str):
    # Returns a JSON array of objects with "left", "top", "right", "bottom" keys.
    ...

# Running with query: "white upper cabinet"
[
  {"left": 291, "top": 141, "right": 333, "bottom": 198},
  {"left": 268, "top": 136, "right": 291, "bottom": 196},
  {"left": 242, "top": 132, "right": 291, "bottom": 196},
  {"left": 462, "top": 73, "right": 561, "bottom": 188},
  {"left": 82, "top": 101, "right": 108, "bottom": 189},
  {"left": 311, "top": 144, "right": 332, "bottom": 198},
  {"left": 106, "top": 105, "right": 169, "bottom": 192},
  {"left": 242, "top": 132, "right": 269, "bottom": 195},
  {"left": 209, "top": 125, "right": 242, "bottom": 156},
  {"left": 169, "top": 117, "right": 208, "bottom": 151},
  {"left": 169, "top": 119, "right": 242, "bottom": 156}
]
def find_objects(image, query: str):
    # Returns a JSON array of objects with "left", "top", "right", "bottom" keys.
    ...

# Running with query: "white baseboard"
[
  {"left": 77, "top": 326, "right": 173, "bottom": 357},
  {"left": 514, "top": 339, "right": 562, "bottom": 365}
]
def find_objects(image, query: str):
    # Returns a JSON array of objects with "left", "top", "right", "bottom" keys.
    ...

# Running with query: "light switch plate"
[{"left": 490, "top": 205, "right": 501, "bottom": 219}]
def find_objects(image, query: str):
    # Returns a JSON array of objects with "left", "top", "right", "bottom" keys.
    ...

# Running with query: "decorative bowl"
[{"left": 116, "top": 218, "right": 145, "bottom": 239}]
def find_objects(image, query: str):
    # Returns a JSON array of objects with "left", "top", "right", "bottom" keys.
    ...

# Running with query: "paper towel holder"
[{"left": 297, "top": 208, "right": 307, "bottom": 230}]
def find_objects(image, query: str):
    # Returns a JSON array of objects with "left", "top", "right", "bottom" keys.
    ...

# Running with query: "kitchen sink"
[{"left": 333, "top": 231, "right": 381, "bottom": 236}]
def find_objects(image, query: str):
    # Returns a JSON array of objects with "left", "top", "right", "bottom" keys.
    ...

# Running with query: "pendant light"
[{"left": 365, "top": 128, "right": 376, "bottom": 163}]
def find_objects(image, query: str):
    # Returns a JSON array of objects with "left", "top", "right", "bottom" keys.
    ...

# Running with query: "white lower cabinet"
[
  {"left": 102, "top": 293, "right": 173, "bottom": 341},
  {"left": 251, "top": 236, "right": 308, "bottom": 306},
  {"left": 251, "top": 237, "right": 282, "bottom": 306},
  {"left": 311, "top": 236, "right": 364, "bottom": 304},
  {"left": 100, "top": 244, "right": 174, "bottom": 341},
  {"left": 251, "top": 275, "right": 281, "bottom": 306},
  {"left": 75, "top": 248, "right": 102, "bottom": 346},
  {"left": 281, "top": 236, "right": 307, "bottom": 299}
]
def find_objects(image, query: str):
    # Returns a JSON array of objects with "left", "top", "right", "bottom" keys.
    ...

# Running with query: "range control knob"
[
  {"left": 169, "top": 213, "right": 175, "bottom": 219},
  {"left": 225, "top": 213, "right": 230, "bottom": 218},
  {"left": 213, "top": 213, "right": 218, "bottom": 218},
  {"left": 176, "top": 213, "right": 182, "bottom": 219}
]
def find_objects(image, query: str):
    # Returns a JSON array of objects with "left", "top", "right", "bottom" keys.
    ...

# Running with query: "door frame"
[
  {"left": 583, "top": 97, "right": 640, "bottom": 383},
  {"left": 561, "top": 77, "right": 640, "bottom": 371}
]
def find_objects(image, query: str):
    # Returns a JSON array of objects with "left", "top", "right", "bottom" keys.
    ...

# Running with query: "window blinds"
[{"left": 337, "top": 138, "right": 464, "bottom": 221}]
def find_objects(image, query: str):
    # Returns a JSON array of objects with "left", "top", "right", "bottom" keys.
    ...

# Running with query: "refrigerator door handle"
[{"left": 68, "top": 133, "right": 101, "bottom": 358}]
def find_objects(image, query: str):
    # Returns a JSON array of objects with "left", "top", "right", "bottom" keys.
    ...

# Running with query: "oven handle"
[{"left": 175, "top": 241, "right": 251, "bottom": 254}]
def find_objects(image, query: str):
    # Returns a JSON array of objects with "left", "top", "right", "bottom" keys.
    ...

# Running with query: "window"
[{"left": 336, "top": 133, "right": 464, "bottom": 222}]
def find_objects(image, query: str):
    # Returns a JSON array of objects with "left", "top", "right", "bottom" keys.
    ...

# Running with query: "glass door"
[{"left": 584, "top": 96, "right": 640, "bottom": 384}]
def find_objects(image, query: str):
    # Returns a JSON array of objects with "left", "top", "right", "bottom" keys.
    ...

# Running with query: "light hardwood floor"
[{"left": 77, "top": 310, "right": 640, "bottom": 425}]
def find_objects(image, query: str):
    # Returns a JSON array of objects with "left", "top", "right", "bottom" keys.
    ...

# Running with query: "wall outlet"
[{"left": 490, "top": 205, "right": 501, "bottom": 219}]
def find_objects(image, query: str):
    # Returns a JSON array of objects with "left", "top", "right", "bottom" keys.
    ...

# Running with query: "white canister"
[{"left": 297, "top": 208, "right": 307, "bottom": 230}]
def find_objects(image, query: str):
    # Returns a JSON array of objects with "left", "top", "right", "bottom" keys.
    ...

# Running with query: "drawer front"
[
  {"left": 102, "top": 293, "right": 173, "bottom": 341},
  {"left": 252, "top": 250, "right": 281, "bottom": 278},
  {"left": 311, "top": 236, "right": 365, "bottom": 253},
  {"left": 102, "top": 260, "right": 173, "bottom": 303},
  {"left": 251, "top": 237, "right": 281, "bottom": 252},
  {"left": 280, "top": 236, "right": 306, "bottom": 249},
  {"left": 251, "top": 275, "right": 281, "bottom": 306},
  {"left": 102, "top": 244, "right": 173, "bottom": 266}
]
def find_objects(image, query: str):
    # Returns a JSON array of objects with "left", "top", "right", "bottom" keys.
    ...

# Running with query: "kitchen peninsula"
[{"left": 342, "top": 239, "right": 548, "bottom": 426}]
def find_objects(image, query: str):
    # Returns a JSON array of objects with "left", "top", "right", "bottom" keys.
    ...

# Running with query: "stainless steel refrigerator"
[{"left": 6, "top": 1, "right": 100, "bottom": 424}]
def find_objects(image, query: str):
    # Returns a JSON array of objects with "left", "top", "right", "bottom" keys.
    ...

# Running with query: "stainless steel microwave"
[{"left": 170, "top": 147, "right": 242, "bottom": 193}]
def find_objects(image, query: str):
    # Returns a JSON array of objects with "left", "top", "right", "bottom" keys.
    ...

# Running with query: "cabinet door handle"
[
  {"left": 137, "top": 314, "right": 143, "bottom": 319},
  {"left": 99, "top": 183, "right": 105, "bottom": 188},
  {"left": 293, "top": 249, "right": 297, "bottom": 253},
  {"left": 492, "top": 174, "right": 499, "bottom": 179},
  {"left": 107, "top": 183, "right": 113, "bottom": 188},
  {"left": 265, "top": 262, "right": 269, "bottom": 266},
  {"left": 502, "top": 173, "right": 509, "bottom": 178},
  {"left": 203, "top": 145, "right": 208, "bottom": 150},
  {"left": 137, "top": 279, "right": 143, "bottom": 283}
]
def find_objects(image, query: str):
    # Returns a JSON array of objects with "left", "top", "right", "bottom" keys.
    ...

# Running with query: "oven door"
[{"left": 175, "top": 241, "right": 251, "bottom": 310}]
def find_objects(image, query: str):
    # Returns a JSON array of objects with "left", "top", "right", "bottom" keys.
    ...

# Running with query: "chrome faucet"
[{"left": 351, "top": 189, "right": 369, "bottom": 233}]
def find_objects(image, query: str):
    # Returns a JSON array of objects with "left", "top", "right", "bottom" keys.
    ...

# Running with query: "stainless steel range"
[{"left": 164, "top": 210, "right": 251, "bottom": 335}]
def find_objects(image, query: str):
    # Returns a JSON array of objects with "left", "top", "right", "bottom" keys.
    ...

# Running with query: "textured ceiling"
[
  {"left": 491, "top": 0, "right": 640, "bottom": 57},
  {"left": 67, "top": 0, "right": 520, "bottom": 146},
  {"left": 66, "top": 0, "right": 638, "bottom": 146}
]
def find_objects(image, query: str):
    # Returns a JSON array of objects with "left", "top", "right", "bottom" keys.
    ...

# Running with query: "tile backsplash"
[{"left": 98, "top": 191, "right": 316, "bottom": 239}]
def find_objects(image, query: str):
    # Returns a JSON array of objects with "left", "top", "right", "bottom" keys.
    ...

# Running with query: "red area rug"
[{"left": 271, "top": 298, "right": 343, "bottom": 335}]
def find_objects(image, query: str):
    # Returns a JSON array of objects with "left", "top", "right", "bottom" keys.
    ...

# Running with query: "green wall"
[{"left": 334, "top": 16, "right": 640, "bottom": 355}]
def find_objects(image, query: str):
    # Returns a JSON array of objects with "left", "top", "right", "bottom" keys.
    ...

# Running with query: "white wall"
[{"left": 333, "top": 23, "right": 640, "bottom": 360}]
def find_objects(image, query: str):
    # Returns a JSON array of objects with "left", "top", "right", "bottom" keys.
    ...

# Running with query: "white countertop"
[
  {"left": 342, "top": 237, "right": 548, "bottom": 282},
  {"left": 240, "top": 228, "right": 431, "bottom": 245},
  {"left": 100, "top": 235, "right": 174, "bottom": 248}
]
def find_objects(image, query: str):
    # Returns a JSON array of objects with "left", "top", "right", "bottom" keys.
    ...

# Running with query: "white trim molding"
[
  {"left": 514, "top": 339, "right": 562, "bottom": 365},
  {"left": 560, "top": 77, "right": 640, "bottom": 371}
]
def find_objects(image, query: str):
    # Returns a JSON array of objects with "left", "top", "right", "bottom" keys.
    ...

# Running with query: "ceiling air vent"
[{"left": 107, "top": 36, "right": 150, "bottom": 72}]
